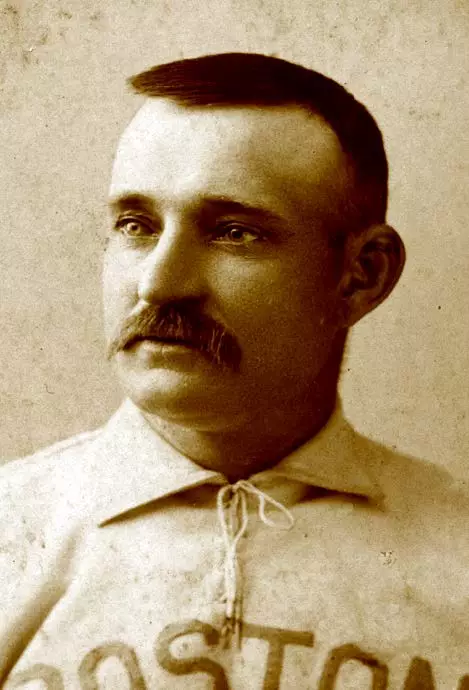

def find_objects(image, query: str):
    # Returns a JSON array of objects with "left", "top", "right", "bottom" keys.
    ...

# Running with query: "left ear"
[{"left": 337, "top": 224, "right": 406, "bottom": 327}]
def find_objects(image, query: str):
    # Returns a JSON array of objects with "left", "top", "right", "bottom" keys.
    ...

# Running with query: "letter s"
[{"left": 155, "top": 620, "right": 230, "bottom": 689}]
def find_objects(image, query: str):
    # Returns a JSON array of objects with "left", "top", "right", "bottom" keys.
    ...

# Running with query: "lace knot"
[{"left": 216, "top": 480, "right": 294, "bottom": 647}]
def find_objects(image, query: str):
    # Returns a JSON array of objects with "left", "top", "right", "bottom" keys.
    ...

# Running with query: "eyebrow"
[
  {"left": 108, "top": 192, "right": 288, "bottom": 227},
  {"left": 108, "top": 193, "right": 155, "bottom": 215}
]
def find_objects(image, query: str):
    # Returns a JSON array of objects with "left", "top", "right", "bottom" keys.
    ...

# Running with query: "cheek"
[
  {"left": 102, "top": 248, "right": 137, "bottom": 330},
  {"left": 220, "top": 250, "right": 336, "bottom": 311},
  {"left": 213, "top": 256, "right": 339, "bottom": 344}
]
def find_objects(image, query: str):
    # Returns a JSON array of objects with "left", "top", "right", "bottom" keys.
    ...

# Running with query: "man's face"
[{"left": 104, "top": 100, "right": 348, "bottom": 430}]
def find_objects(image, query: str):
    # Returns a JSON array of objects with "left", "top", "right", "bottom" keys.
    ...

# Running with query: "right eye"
[{"left": 114, "top": 217, "right": 155, "bottom": 238}]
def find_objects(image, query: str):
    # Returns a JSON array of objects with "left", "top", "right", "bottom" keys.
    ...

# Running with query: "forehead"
[{"left": 110, "top": 100, "right": 347, "bottom": 216}]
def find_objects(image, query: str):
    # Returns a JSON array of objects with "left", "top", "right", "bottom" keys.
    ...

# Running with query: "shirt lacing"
[{"left": 216, "top": 479, "right": 295, "bottom": 648}]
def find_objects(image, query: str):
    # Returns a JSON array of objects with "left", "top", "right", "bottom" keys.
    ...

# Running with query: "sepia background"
[{"left": 0, "top": 0, "right": 468, "bottom": 480}]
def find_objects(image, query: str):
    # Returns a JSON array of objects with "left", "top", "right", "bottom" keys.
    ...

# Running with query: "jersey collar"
[{"left": 89, "top": 398, "right": 382, "bottom": 526}]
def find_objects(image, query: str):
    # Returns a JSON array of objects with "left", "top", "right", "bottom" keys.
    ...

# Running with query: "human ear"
[{"left": 337, "top": 224, "right": 406, "bottom": 327}]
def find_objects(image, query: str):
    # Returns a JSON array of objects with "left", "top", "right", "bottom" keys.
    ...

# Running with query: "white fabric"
[{"left": 1, "top": 399, "right": 469, "bottom": 689}]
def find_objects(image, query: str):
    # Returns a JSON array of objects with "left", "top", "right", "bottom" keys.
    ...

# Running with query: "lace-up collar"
[{"left": 87, "top": 397, "right": 382, "bottom": 527}]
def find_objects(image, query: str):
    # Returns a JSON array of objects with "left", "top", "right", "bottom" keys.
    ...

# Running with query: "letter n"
[
  {"left": 319, "top": 643, "right": 388, "bottom": 690},
  {"left": 403, "top": 658, "right": 436, "bottom": 689},
  {"left": 404, "top": 659, "right": 469, "bottom": 690}
]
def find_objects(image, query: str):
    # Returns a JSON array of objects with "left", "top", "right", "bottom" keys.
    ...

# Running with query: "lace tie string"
[{"left": 216, "top": 479, "right": 294, "bottom": 647}]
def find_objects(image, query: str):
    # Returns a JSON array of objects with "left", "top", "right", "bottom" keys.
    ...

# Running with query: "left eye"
[
  {"left": 115, "top": 218, "right": 154, "bottom": 238},
  {"left": 216, "top": 224, "right": 260, "bottom": 245}
]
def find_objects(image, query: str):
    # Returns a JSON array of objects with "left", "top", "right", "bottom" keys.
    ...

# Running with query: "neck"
[
  {"left": 147, "top": 390, "right": 337, "bottom": 482},
  {"left": 142, "top": 336, "right": 346, "bottom": 482}
]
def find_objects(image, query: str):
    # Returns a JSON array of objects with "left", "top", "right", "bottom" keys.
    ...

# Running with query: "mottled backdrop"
[{"left": 0, "top": 0, "right": 468, "bottom": 480}]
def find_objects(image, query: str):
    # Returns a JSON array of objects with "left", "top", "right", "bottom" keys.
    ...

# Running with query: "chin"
[{"left": 116, "top": 366, "right": 240, "bottom": 427}]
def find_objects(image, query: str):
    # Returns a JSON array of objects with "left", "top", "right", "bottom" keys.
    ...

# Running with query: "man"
[{"left": 0, "top": 53, "right": 468, "bottom": 689}]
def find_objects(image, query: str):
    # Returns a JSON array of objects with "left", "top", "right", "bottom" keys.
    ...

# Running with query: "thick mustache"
[{"left": 106, "top": 304, "right": 242, "bottom": 370}]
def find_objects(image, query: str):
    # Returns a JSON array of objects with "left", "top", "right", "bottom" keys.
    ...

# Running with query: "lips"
[
  {"left": 127, "top": 335, "right": 197, "bottom": 349},
  {"left": 106, "top": 305, "right": 242, "bottom": 371}
]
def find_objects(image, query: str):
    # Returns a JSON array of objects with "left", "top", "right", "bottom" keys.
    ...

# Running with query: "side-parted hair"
[{"left": 128, "top": 53, "right": 388, "bottom": 237}]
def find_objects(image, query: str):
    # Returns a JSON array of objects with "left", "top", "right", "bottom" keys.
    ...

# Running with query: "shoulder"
[
  {"left": 0, "top": 427, "right": 103, "bottom": 507},
  {"left": 357, "top": 432, "right": 469, "bottom": 588},
  {"left": 0, "top": 425, "right": 109, "bottom": 546},
  {"left": 0, "top": 427, "right": 106, "bottom": 613},
  {"left": 358, "top": 432, "right": 469, "bottom": 515}
]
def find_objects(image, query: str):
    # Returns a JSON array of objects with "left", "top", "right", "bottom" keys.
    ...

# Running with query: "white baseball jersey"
[{"left": 1, "top": 399, "right": 468, "bottom": 688}]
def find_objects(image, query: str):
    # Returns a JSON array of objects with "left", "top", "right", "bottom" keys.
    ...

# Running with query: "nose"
[{"left": 137, "top": 219, "right": 208, "bottom": 305}]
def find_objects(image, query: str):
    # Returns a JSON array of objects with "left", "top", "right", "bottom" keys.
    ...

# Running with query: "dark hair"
[{"left": 129, "top": 53, "right": 388, "bottom": 235}]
